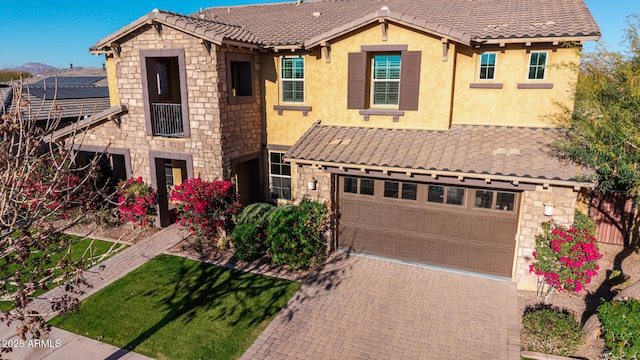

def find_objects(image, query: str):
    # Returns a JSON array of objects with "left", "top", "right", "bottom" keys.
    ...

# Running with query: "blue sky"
[{"left": 0, "top": 0, "right": 637, "bottom": 69}]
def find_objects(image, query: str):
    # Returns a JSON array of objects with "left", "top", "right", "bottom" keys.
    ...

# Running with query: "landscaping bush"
[
  {"left": 235, "top": 203, "right": 275, "bottom": 228},
  {"left": 521, "top": 306, "right": 584, "bottom": 356},
  {"left": 232, "top": 223, "right": 263, "bottom": 261},
  {"left": 597, "top": 298, "right": 640, "bottom": 359},
  {"left": 573, "top": 210, "right": 596, "bottom": 235},
  {"left": 169, "top": 178, "right": 241, "bottom": 251},
  {"left": 265, "top": 199, "right": 328, "bottom": 269},
  {"left": 117, "top": 176, "right": 157, "bottom": 227},
  {"left": 530, "top": 221, "right": 602, "bottom": 301}
]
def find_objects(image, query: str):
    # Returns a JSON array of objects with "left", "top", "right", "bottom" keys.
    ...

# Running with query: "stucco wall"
[
  {"left": 514, "top": 185, "right": 578, "bottom": 290},
  {"left": 452, "top": 45, "right": 580, "bottom": 127},
  {"left": 263, "top": 22, "right": 456, "bottom": 146}
]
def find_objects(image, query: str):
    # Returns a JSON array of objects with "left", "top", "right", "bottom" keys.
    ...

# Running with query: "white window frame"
[
  {"left": 527, "top": 51, "right": 548, "bottom": 80},
  {"left": 478, "top": 52, "right": 497, "bottom": 80},
  {"left": 370, "top": 54, "right": 401, "bottom": 107},
  {"left": 280, "top": 57, "right": 305, "bottom": 103},
  {"left": 269, "top": 151, "right": 292, "bottom": 201}
]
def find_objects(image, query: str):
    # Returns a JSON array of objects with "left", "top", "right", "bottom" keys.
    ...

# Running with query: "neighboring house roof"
[
  {"left": 4, "top": 68, "right": 110, "bottom": 122},
  {"left": 45, "top": 105, "right": 127, "bottom": 142},
  {"left": 91, "top": 0, "right": 599, "bottom": 53},
  {"left": 286, "top": 123, "right": 593, "bottom": 186}
]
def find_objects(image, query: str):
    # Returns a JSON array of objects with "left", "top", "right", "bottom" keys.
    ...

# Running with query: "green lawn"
[
  {"left": 0, "top": 236, "right": 122, "bottom": 311},
  {"left": 49, "top": 254, "right": 302, "bottom": 360}
]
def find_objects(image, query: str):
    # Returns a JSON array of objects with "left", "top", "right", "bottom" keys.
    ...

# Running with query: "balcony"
[{"left": 152, "top": 103, "right": 184, "bottom": 137}]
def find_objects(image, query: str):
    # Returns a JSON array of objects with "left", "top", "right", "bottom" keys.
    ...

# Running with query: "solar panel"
[
  {"left": 31, "top": 76, "right": 105, "bottom": 87},
  {"left": 26, "top": 86, "right": 109, "bottom": 100}
]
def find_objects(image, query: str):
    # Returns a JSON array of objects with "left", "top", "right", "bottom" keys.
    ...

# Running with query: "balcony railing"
[{"left": 152, "top": 103, "right": 184, "bottom": 137}]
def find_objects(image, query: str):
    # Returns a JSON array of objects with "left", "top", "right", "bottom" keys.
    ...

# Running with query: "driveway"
[{"left": 242, "top": 253, "right": 520, "bottom": 360}]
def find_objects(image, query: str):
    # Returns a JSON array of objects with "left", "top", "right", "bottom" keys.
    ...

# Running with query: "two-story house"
[{"left": 78, "top": 0, "right": 599, "bottom": 289}]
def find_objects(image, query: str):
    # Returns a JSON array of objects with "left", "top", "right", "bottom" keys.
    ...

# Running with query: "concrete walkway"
[
  {"left": 241, "top": 253, "right": 521, "bottom": 360},
  {"left": 1, "top": 224, "right": 189, "bottom": 360}
]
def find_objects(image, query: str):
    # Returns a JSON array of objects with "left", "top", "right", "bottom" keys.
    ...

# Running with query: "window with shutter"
[{"left": 347, "top": 49, "right": 421, "bottom": 111}]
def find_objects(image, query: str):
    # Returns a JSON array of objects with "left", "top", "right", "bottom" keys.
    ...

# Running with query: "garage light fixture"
[
  {"left": 307, "top": 179, "right": 317, "bottom": 191},
  {"left": 543, "top": 201, "right": 555, "bottom": 216}
]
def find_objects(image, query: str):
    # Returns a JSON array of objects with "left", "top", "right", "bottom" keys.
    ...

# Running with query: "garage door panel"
[
  {"left": 467, "top": 246, "right": 514, "bottom": 276},
  {"left": 470, "top": 217, "right": 517, "bottom": 246},
  {"left": 442, "top": 215, "right": 469, "bottom": 240},
  {"left": 423, "top": 210, "right": 447, "bottom": 234},
  {"left": 338, "top": 177, "right": 518, "bottom": 278},
  {"left": 399, "top": 208, "right": 421, "bottom": 233}
]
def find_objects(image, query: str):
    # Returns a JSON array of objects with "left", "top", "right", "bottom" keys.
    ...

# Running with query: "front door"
[{"left": 154, "top": 158, "right": 187, "bottom": 227}]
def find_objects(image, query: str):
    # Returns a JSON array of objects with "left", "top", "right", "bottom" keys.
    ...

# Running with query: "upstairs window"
[
  {"left": 348, "top": 46, "right": 421, "bottom": 111},
  {"left": 479, "top": 53, "right": 496, "bottom": 80},
  {"left": 528, "top": 52, "right": 547, "bottom": 80},
  {"left": 281, "top": 57, "right": 304, "bottom": 102},
  {"left": 372, "top": 55, "right": 401, "bottom": 106},
  {"left": 230, "top": 61, "right": 252, "bottom": 97}
]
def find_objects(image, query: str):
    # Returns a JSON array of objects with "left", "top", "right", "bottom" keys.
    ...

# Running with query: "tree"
[
  {"left": 0, "top": 78, "right": 111, "bottom": 351},
  {"left": 553, "top": 15, "right": 640, "bottom": 194},
  {"left": 0, "top": 70, "right": 31, "bottom": 83}
]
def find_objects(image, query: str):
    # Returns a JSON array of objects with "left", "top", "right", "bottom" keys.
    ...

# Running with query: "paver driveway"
[{"left": 242, "top": 253, "right": 520, "bottom": 360}]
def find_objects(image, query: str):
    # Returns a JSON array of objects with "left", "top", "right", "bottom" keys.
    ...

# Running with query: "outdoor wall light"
[
  {"left": 543, "top": 201, "right": 556, "bottom": 216},
  {"left": 307, "top": 179, "right": 317, "bottom": 191}
]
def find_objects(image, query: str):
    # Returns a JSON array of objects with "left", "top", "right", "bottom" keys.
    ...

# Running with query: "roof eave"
[
  {"left": 285, "top": 158, "right": 596, "bottom": 189},
  {"left": 304, "top": 12, "right": 472, "bottom": 49},
  {"left": 475, "top": 34, "right": 601, "bottom": 46},
  {"left": 90, "top": 10, "right": 262, "bottom": 55}
]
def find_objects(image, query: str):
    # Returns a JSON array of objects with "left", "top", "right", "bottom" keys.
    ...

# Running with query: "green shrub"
[
  {"left": 265, "top": 199, "right": 328, "bottom": 269},
  {"left": 598, "top": 298, "right": 640, "bottom": 359},
  {"left": 235, "top": 203, "right": 275, "bottom": 228},
  {"left": 573, "top": 210, "right": 596, "bottom": 235},
  {"left": 231, "top": 223, "right": 263, "bottom": 261},
  {"left": 521, "top": 306, "right": 584, "bottom": 356}
]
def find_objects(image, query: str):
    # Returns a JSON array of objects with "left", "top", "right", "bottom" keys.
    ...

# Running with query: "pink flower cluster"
[
  {"left": 530, "top": 222, "right": 602, "bottom": 293},
  {"left": 169, "top": 178, "right": 241, "bottom": 242},
  {"left": 117, "top": 177, "right": 157, "bottom": 227}
]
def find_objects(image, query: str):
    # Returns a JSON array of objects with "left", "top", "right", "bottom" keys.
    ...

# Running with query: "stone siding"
[
  {"left": 295, "top": 165, "right": 333, "bottom": 204},
  {"left": 514, "top": 185, "right": 578, "bottom": 290},
  {"left": 218, "top": 49, "right": 263, "bottom": 168},
  {"left": 80, "top": 25, "right": 262, "bottom": 185}
]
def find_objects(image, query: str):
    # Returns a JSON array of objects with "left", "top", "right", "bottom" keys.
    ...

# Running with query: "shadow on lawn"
[
  {"left": 103, "top": 248, "right": 357, "bottom": 360},
  {"left": 104, "top": 255, "right": 298, "bottom": 360}
]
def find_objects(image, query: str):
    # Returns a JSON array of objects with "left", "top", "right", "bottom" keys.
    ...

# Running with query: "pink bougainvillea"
[
  {"left": 530, "top": 222, "right": 602, "bottom": 301},
  {"left": 169, "top": 178, "right": 241, "bottom": 246},
  {"left": 117, "top": 177, "right": 157, "bottom": 227}
]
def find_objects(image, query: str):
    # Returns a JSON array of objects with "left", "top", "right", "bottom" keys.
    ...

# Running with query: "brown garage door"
[{"left": 338, "top": 176, "right": 519, "bottom": 277}]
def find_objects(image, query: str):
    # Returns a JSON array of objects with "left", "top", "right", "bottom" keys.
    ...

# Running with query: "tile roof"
[
  {"left": 92, "top": 0, "right": 599, "bottom": 52},
  {"left": 199, "top": 0, "right": 600, "bottom": 47},
  {"left": 2, "top": 69, "right": 110, "bottom": 122},
  {"left": 286, "top": 123, "right": 593, "bottom": 184},
  {"left": 92, "top": 9, "right": 261, "bottom": 51}
]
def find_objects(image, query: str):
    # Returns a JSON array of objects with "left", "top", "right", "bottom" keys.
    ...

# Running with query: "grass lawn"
[
  {"left": 49, "top": 254, "right": 302, "bottom": 360},
  {"left": 0, "top": 236, "right": 122, "bottom": 311}
]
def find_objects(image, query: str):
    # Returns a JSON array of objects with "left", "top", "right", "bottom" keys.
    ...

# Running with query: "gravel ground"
[{"left": 518, "top": 243, "right": 640, "bottom": 359}]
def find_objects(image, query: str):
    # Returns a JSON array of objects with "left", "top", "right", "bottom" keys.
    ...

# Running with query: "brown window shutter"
[
  {"left": 347, "top": 52, "right": 367, "bottom": 109},
  {"left": 399, "top": 51, "right": 421, "bottom": 111}
]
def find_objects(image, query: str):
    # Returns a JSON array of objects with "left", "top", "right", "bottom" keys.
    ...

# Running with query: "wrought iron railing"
[{"left": 151, "top": 103, "right": 184, "bottom": 137}]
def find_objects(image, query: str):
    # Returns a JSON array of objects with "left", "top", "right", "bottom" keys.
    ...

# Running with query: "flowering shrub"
[
  {"left": 117, "top": 177, "right": 157, "bottom": 227},
  {"left": 530, "top": 222, "right": 602, "bottom": 301},
  {"left": 169, "top": 178, "right": 241, "bottom": 249}
]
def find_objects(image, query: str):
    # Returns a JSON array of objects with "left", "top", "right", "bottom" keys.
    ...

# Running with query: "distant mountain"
[{"left": 7, "top": 63, "right": 58, "bottom": 76}]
